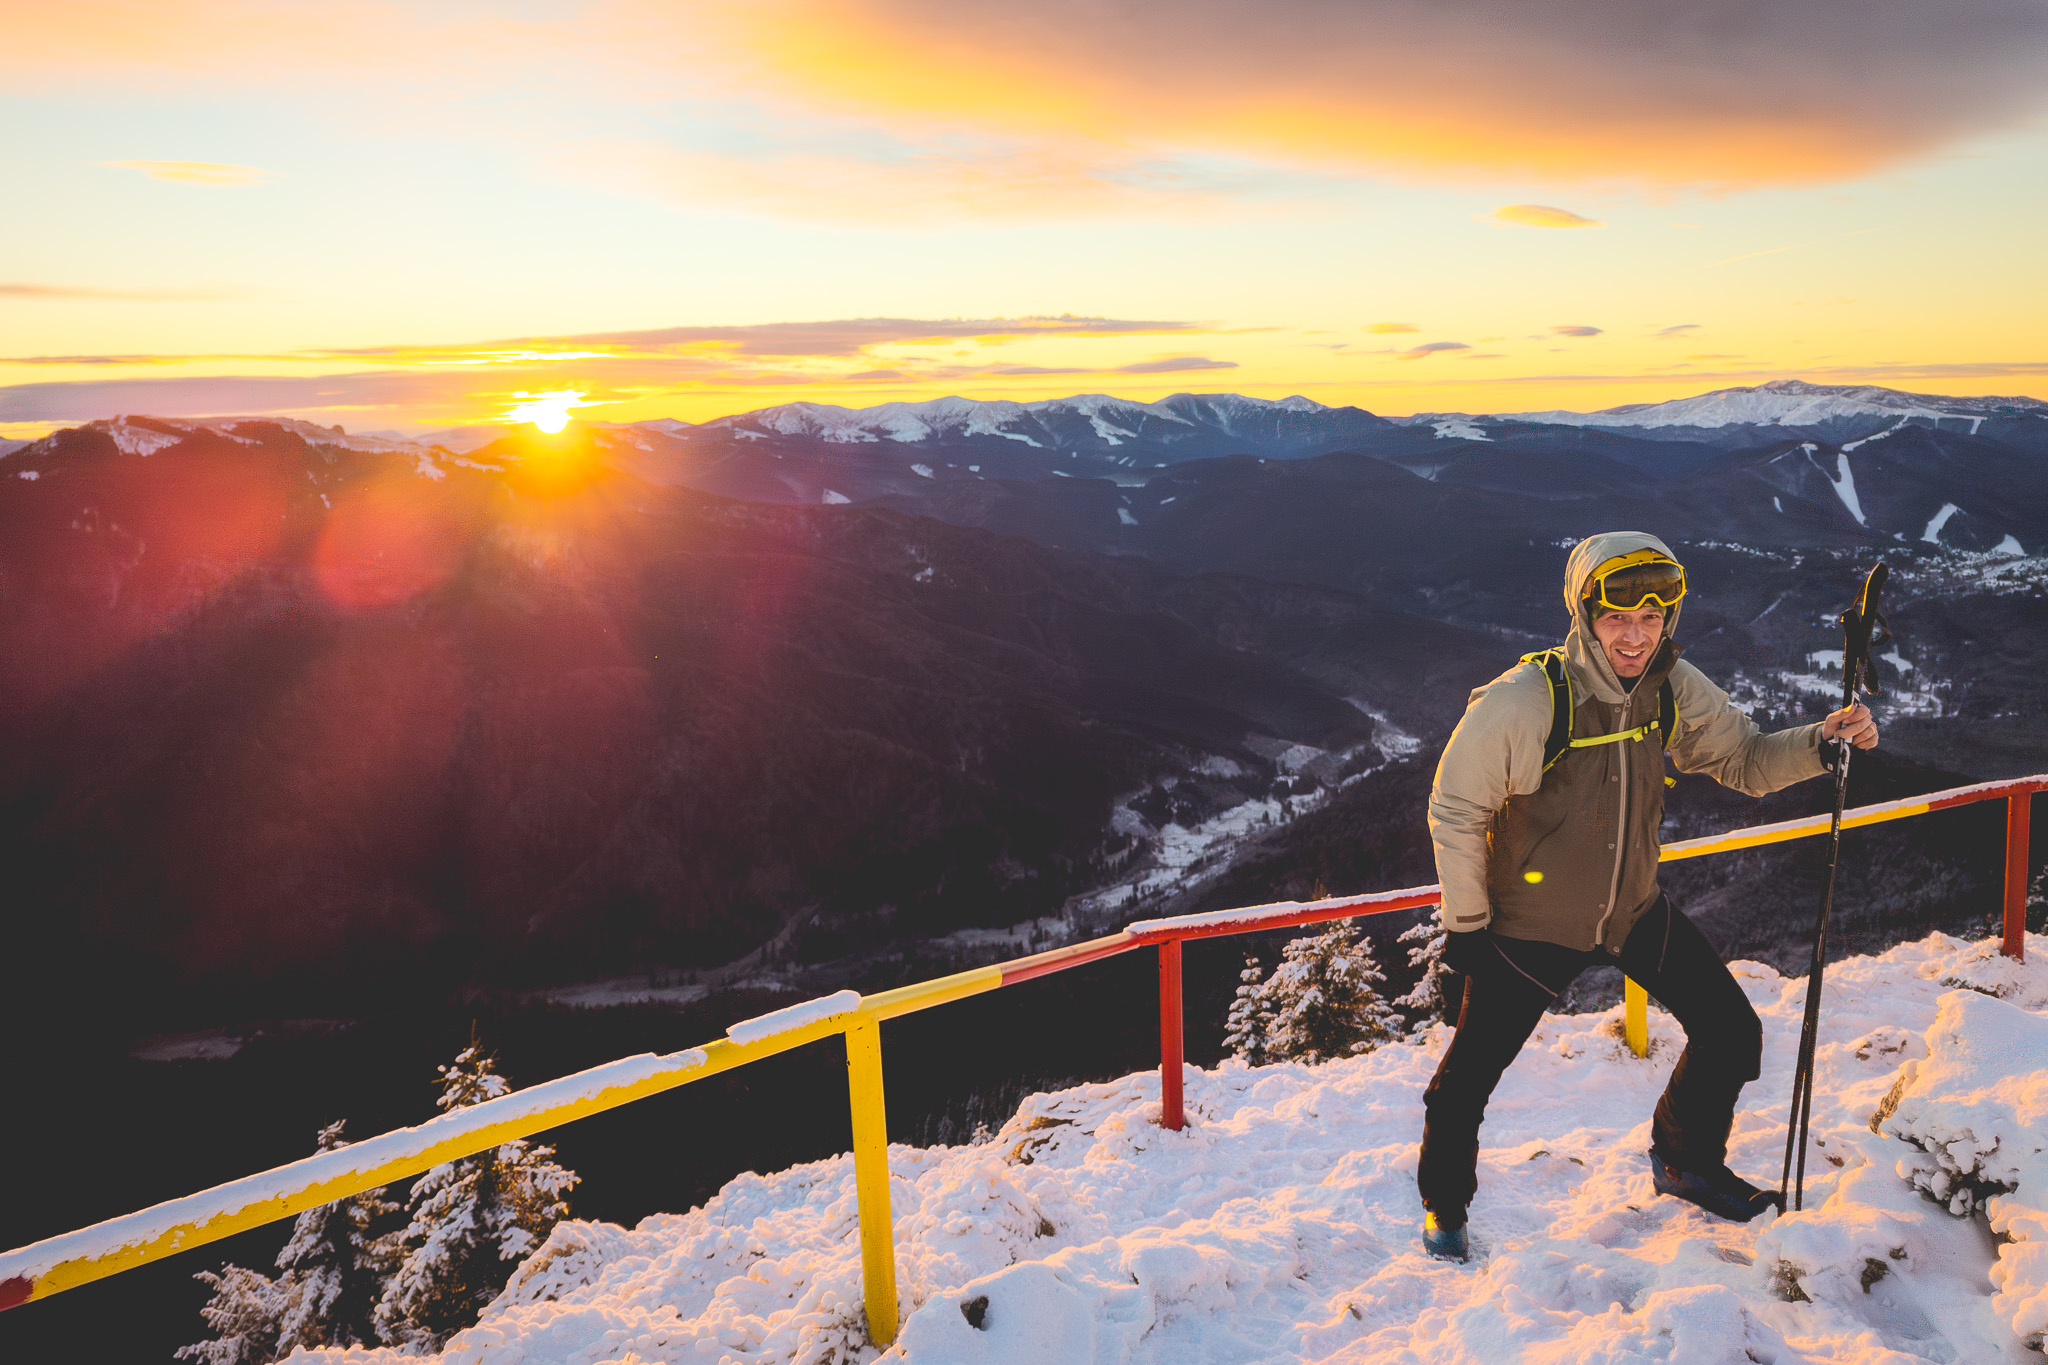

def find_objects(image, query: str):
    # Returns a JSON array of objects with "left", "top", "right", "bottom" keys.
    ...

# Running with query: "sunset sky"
[{"left": 4, "top": 0, "right": 2047, "bottom": 438}]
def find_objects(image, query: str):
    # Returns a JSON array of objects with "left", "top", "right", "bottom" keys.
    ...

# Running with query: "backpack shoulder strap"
[
  {"left": 1518, "top": 649, "right": 1574, "bottom": 772},
  {"left": 1658, "top": 679, "right": 1676, "bottom": 749}
]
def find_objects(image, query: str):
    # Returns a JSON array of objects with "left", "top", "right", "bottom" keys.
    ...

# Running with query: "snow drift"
[{"left": 293, "top": 931, "right": 2048, "bottom": 1363}]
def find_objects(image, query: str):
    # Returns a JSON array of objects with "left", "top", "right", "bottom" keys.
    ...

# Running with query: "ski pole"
[{"left": 1779, "top": 561, "right": 1887, "bottom": 1212}]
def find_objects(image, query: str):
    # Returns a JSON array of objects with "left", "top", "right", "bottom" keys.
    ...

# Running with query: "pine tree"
[
  {"left": 1223, "top": 953, "right": 1277, "bottom": 1066},
  {"left": 177, "top": 1265, "right": 294, "bottom": 1365},
  {"left": 272, "top": 1121, "right": 402, "bottom": 1353},
  {"left": 179, "top": 1122, "right": 401, "bottom": 1364},
  {"left": 1225, "top": 922, "right": 1401, "bottom": 1065},
  {"left": 1394, "top": 919, "right": 1455, "bottom": 1021},
  {"left": 374, "top": 1039, "right": 579, "bottom": 1351}
]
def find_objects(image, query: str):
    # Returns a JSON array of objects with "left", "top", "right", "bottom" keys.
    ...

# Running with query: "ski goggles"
[{"left": 1583, "top": 552, "right": 1686, "bottom": 614}]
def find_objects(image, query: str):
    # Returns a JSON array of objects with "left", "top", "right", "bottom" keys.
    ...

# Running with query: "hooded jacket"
[{"left": 1427, "top": 531, "right": 1827, "bottom": 955}]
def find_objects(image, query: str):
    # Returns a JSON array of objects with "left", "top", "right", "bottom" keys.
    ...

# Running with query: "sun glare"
[{"left": 503, "top": 390, "right": 590, "bottom": 434}]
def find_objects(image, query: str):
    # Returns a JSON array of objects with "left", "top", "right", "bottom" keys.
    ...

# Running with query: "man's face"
[{"left": 1591, "top": 604, "right": 1666, "bottom": 678}]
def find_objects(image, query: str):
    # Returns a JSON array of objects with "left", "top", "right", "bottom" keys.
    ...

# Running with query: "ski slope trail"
[{"left": 302, "top": 932, "right": 2048, "bottom": 1364}]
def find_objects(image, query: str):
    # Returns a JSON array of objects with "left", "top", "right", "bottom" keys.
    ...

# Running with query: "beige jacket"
[{"left": 1427, "top": 531, "right": 1828, "bottom": 954}]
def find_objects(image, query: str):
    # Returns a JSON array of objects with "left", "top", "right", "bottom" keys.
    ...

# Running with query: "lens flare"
[{"left": 504, "top": 390, "right": 591, "bottom": 434}]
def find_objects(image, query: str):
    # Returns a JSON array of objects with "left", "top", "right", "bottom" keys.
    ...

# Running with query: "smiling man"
[{"left": 1417, "top": 531, "right": 1878, "bottom": 1261}]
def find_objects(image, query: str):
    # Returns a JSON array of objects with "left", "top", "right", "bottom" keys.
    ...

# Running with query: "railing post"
[
  {"left": 843, "top": 1017, "right": 898, "bottom": 1347},
  {"left": 1159, "top": 939, "right": 1185, "bottom": 1131},
  {"left": 2007, "top": 793, "right": 2032, "bottom": 962},
  {"left": 1623, "top": 976, "right": 1649, "bottom": 1058}
]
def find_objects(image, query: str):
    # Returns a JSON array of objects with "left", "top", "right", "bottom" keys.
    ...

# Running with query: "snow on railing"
[
  {"left": 3, "top": 774, "right": 2040, "bottom": 1348},
  {"left": 727, "top": 990, "right": 862, "bottom": 1045},
  {"left": 0, "top": 1049, "right": 709, "bottom": 1309},
  {"left": 1127, "top": 884, "right": 1442, "bottom": 941}
]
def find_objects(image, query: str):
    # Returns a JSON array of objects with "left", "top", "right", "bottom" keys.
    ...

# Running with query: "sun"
[{"left": 502, "top": 390, "right": 590, "bottom": 434}]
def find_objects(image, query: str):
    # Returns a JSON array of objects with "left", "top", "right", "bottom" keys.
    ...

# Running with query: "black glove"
[{"left": 1442, "top": 929, "right": 1492, "bottom": 977}]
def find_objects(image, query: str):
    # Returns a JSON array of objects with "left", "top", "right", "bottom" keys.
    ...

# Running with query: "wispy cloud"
[
  {"left": 1710, "top": 227, "right": 1880, "bottom": 268},
  {"left": 1551, "top": 325, "right": 1604, "bottom": 337},
  {"left": 0, "top": 315, "right": 1239, "bottom": 425},
  {"left": 1401, "top": 341, "right": 1471, "bottom": 360},
  {"left": 100, "top": 160, "right": 268, "bottom": 186},
  {"left": 550, "top": 135, "right": 1297, "bottom": 224},
  {"left": 0, "top": 282, "right": 240, "bottom": 302},
  {"left": 328, "top": 316, "right": 1209, "bottom": 363},
  {"left": 1115, "top": 356, "right": 1236, "bottom": 374},
  {"left": 1366, "top": 322, "right": 1420, "bottom": 334},
  {"left": 1485, "top": 205, "right": 1601, "bottom": 229},
  {"left": 1653, "top": 324, "right": 1703, "bottom": 338}
]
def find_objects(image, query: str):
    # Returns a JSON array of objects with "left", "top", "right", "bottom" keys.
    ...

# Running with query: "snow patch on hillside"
[
  {"left": 294, "top": 931, "right": 2048, "bottom": 1364},
  {"left": 1922, "top": 503, "right": 1961, "bottom": 544},
  {"left": 1345, "top": 701, "right": 1424, "bottom": 764},
  {"left": 104, "top": 418, "right": 191, "bottom": 456},
  {"left": 1429, "top": 417, "right": 1490, "bottom": 441}
]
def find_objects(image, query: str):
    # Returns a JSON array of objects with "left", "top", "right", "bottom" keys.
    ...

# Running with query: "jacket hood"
[{"left": 1562, "top": 531, "right": 1684, "bottom": 703}]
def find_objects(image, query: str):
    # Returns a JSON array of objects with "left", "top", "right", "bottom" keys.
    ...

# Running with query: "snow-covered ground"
[{"left": 296, "top": 931, "right": 2048, "bottom": 1364}]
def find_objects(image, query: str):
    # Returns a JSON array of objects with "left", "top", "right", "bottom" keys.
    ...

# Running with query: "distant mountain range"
[
  {"left": 1, "top": 377, "right": 2043, "bottom": 1030},
  {"left": 11, "top": 379, "right": 2038, "bottom": 553}
]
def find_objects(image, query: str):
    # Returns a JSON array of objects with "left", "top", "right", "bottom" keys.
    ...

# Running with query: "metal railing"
[{"left": 2, "top": 774, "right": 2039, "bottom": 1346}]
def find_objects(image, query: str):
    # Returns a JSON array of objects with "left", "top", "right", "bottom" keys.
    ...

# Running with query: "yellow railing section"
[
  {"left": 0, "top": 971, "right": 1005, "bottom": 1334},
  {"left": 1, "top": 774, "right": 2037, "bottom": 1345}
]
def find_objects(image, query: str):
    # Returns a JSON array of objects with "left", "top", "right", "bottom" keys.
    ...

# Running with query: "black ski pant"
[{"left": 1416, "top": 894, "right": 1763, "bottom": 1218}]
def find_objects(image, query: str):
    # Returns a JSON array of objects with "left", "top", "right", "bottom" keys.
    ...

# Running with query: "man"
[{"left": 1418, "top": 531, "right": 1878, "bottom": 1261}]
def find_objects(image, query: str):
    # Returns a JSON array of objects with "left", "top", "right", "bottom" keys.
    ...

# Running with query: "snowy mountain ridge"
[
  {"left": 701, "top": 392, "right": 1335, "bottom": 449},
  {"left": 9, "top": 384, "right": 2044, "bottom": 468},
  {"left": 1495, "top": 379, "right": 2048, "bottom": 432}
]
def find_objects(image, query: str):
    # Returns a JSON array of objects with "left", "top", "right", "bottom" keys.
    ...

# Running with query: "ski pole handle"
[{"left": 1839, "top": 562, "right": 1888, "bottom": 709}]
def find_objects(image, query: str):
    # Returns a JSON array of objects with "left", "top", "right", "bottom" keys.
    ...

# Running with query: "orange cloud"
[
  {"left": 1485, "top": 205, "right": 1601, "bottom": 229},
  {"left": 0, "top": 283, "right": 241, "bottom": 302},
  {"left": 18, "top": 0, "right": 2046, "bottom": 195},
  {"left": 726, "top": 0, "right": 2048, "bottom": 186}
]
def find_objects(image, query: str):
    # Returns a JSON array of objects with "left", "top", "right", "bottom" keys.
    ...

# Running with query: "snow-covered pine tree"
[
  {"left": 272, "top": 1120, "right": 401, "bottom": 1353},
  {"left": 374, "top": 1040, "right": 580, "bottom": 1351},
  {"left": 1226, "top": 922, "right": 1402, "bottom": 1065},
  {"left": 179, "top": 1121, "right": 402, "bottom": 1364},
  {"left": 1394, "top": 919, "right": 1456, "bottom": 1021},
  {"left": 177, "top": 1265, "right": 295, "bottom": 1365},
  {"left": 1223, "top": 953, "right": 1277, "bottom": 1066}
]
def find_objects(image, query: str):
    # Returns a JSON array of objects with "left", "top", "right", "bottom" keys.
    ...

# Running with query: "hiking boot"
[
  {"left": 1648, "top": 1148, "right": 1782, "bottom": 1222},
  {"left": 1422, "top": 1210, "right": 1470, "bottom": 1261}
]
